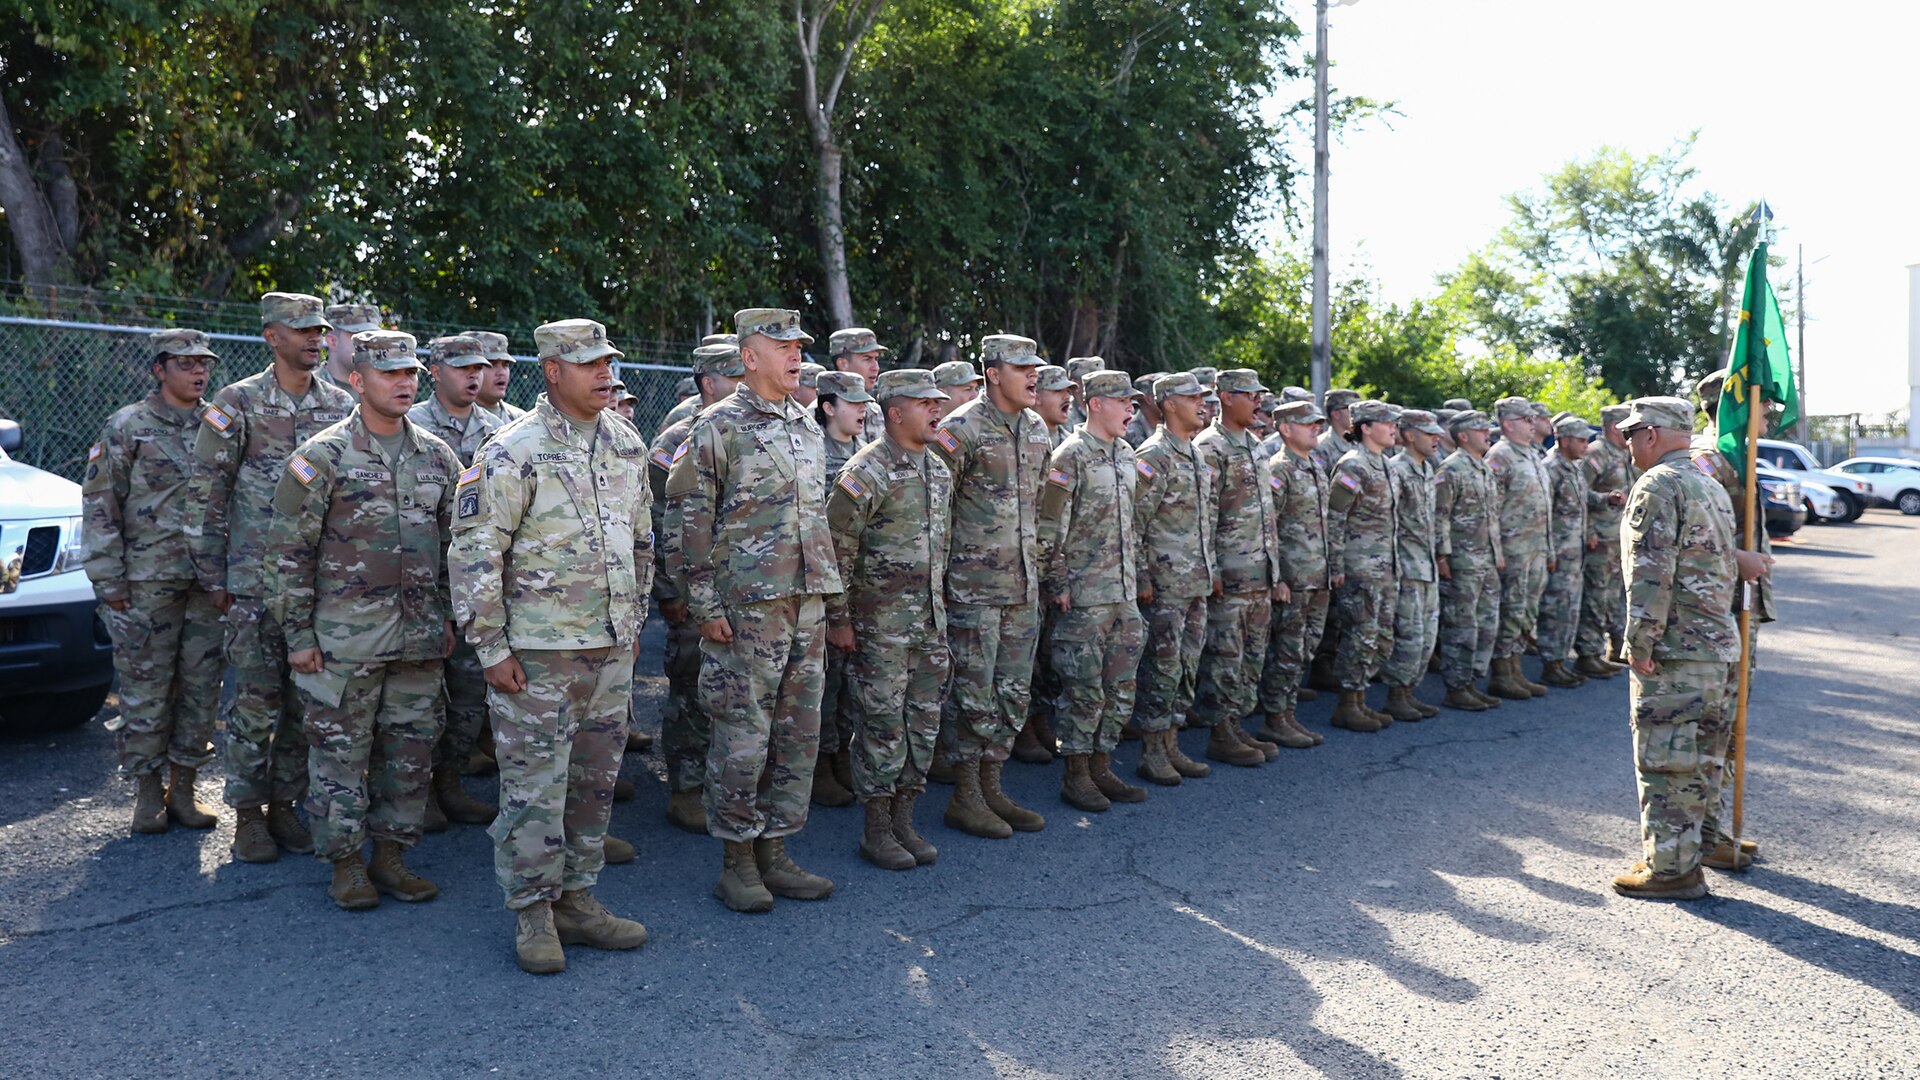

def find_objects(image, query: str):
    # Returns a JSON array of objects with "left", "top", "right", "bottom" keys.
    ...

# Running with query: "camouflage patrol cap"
[
  {"left": 691, "top": 343, "right": 746, "bottom": 377},
  {"left": 1600, "top": 403, "right": 1631, "bottom": 426},
  {"left": 932, "top": 359, "right": 984, "bottom": 388},
  {"left": 1350, "top": 399, "right": 1400, "bottom": 424},
  {"left": 816, "top": 370, "right": 874, "bottom": 403},
  {"left": 1084, "top": 371, "right": 1134, "bottom": 400},
  {"left": 675, "top": 377, "right": 697, "bottom": 397},
  {"left": 1528, "top": 402, "right": 1552, "bottom": 419},
  {"left": 325, "top": 303, "right": 382, "bottom": 334},
  {"left": 1434, "top": 408, "right": 1460, "bottom": 425},
  {"left": 701, "top": 333, "right": 739, "bottom": 347},
  {"left": 1273, "top": 399, "right": 1326, "bottom": 425},
  {"left": 148, "top": 328, "right": 217, "bottom": 361},
  {"left": 352, "top": 330, "right": 424, "bottom": 372},
  {"left": 427, "top": 335, "right": 489, "bottom": 368},
  {"left": 1035, "top": 365, "right": 1073, "bottom": 392},
  {"left": 1695, "top": 367, "right": 1730, "bottom": 405},
  {"left": 828, "top": 327, "right": 889, "bottom": 356},
  {"left": 1493, "top": 396, "right": 1533, "bottom": 421},
  {"left": 1442, "top": 397, "right": 1474, "bottom": 412},
  {"left": 260, "top": 291, "right": 330, "bottom": 330},
  {"left": 1153, "top": 371, "right": 1207, "bottom": 404},
  {"left": 1554, "top": 414, "right": 1597, "bottom": 440},
  {"left": 1190, "top": 366, "right": 1219, "bottom": 387},
  {"left": 1133, "top": 373, "right": 1163, "bottom": 397},
  {"left": 735, "top": 308, "right": 814, "bottom": 345},
  {"left": 1449, "top": 410, "right": 1497, "bottom": 433},
  {"left": 980, "top": 334, "right": 1043, "bottom": 367},
  {"left": 1215, "top": 368, "right": 1268, "bottom": 395},
  {"left": 799, "top": 362, "right": 826, "bottom": 388},
  {"left": 1397, "top": 408, "right": 1446, "bottom": 436},
  {"left": 1065, "top": 357, "right": 1106, "bottom": 385},
  {"left": 466, "top": 331, "right": 512, "bottom": 361},
  {"left": 1324, "top": 388, "right": 1361, "bottom": 411},
  {"left": 535, "top": 318, "right": 623, "bottom": 364},
  {"left": 612, "top": 384, "right": 634, "bottom": 403},
  {"left": 1617, "top": 396, "right": 1695, "bottom": 433},
  {"left": 1280, "top": 385, "right": 1314, "bottom": 403},
  {"left": 875, "top": 368, "right": 949, "bottom": 402}
]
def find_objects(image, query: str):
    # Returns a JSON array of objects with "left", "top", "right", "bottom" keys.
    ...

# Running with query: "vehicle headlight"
[{"left": 53, "top": 516, "right": 86, "bottom": 573}]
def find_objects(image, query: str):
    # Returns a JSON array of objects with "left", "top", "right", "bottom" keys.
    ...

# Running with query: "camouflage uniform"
[
  {"left": 667, "top": 375, "right": 841, "bottom": 842},
  {"left": 1260, "top": 441, "right": 1332, "bottom": 715},
  {"left": 1434, "top": 428, "right": 1504, "bottom": 691},
  {"left": 1579, "top": 425, "right": 1633, "bottom": 657},
  {"left": 267, "top": 390, "right": 461, "bottom": 861},
  {"left": 451, "top": 332, "right": 655, "bottom": 908},
  {"left": 191, "top": 309, "right": 355, "bottom": 809},
  {"left": 818, "top": 375, "right": 871, "bottom": 762},
  {"left": 1130, "top": 382, "right": 1216, "bottom": 733},
  {"left": 649, "top": 411, "right": 708, "bottom": 795},
  {"left": 1620, "top": 407, "right": 1740, "bottom": 881},
  {"left": 1326, "top": 433, "right": 1399, "bottom": 691},
  {"left": 1381, "top": 436, "right": 1441, "bottom": 689},
  {"left": 83, "top": 373, "right": 223, "bottom": 778},
  {"left": 1538, "top": 440, "right": 1592, "bottom": 664},
  {"left": 1193, "top": 383, "right": 1282, "bottom": 724},
  {"left": 1486, "top": 407, "right": 1552, "bottom": 660}
]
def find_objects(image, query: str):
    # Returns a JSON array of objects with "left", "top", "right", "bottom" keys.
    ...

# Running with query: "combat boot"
[
  {"left": 1031, "top": 713, "right": 1060, "bottom": 755},
  {"left": 1059, "top": 755, "right": 1110, "bottom": 812},
  {"left": 1608, "top": 634, "right": 1629, "bottom": 665},
  {"left": 1165, "top": 730, "right": 1212, "bottom": 778},
  {"left": 1701, "top": 839, "right": 1754, "bottom": 872},
  {"left": 553, "top": 889, "right": 649, "bottom": 950},
  {"left": 422, "top": 782, "right": 449, "bottom": 833},
  {"left": 753, "top": 837, "right": 835, "bottom": 900},
  {"left": 166, "top": 764, "right": 217, "bottom": 829},
  {"left": 1296, "top": 687, "right": 1318, "bottom": 703},
  {"left": 1540, "top": 660, "right": 1585, "bottom": 688},
  {"left": 1359, "top": 691, "right": 1395, "bottom": 728},
  {"left": 714, "top": 840, "right": 775, "bottom": 913},
  {"left": 1255, "top": 713, "right": 1315, "bottom": 750},
  {"left": 831, "top": 748, "right": 854, "bottom": 793},
  {"left": 1517, "top": 659, "right": 1549, "bottom": 697},
  {"left": 1012, "top": 720, "right": 1053, "bottom": 765},
  {"left": 1089, "top": 752, "right": 1147, "bottom": 804},
  {"left": 433, "top": 765, "right": 497, "bottom": 825},
  {"left": 942, "top": 764, "right": 1012, "bottom": 839},
  {"left": 131, "top": 772, "right": 168, "bottom": 834},
  {"left": 979, "top": 760, "right": 1046, "bottom": 832},
  {"left": 1470, "top": 684, "right": 1503, "bottom": 709},
  {"left": 1135, "top": 729, "right": 1182, "bottom": 785},
  {"left": 890, "top": 787, "right": 938, "bottom": 865},
  {"left": 1205, "top": 720, "right": 1265, "bottom": 767},
  {"left": 1384, "top": 687, "right": 1427, "bottom": 722},
  {"left": 328, "top": 850, "right": 379, "bottom": 910},
  {"left": 810, "top": 759, "right": 855, "bottom": 807},
  {"left": 858, "top": 798, "right": 916, "bottom": 870},
  {"left": 1611, "top": 863, "right": 1708, "bottom": 901},
  {"left": 1284, "top": 710, "right": 1325, "bottom": 746},
  {"left": 1331, "top": 691, "right": 1382, "bottom": 733},
  {"left": 266, "top": 800, "right": 314, "bottom": 854},
  {"left": 1575, "top": 654, "right": 1623, "bottom": 679},
  {"left": 515, "top": 901, "right": 566, "bottom": 973},
  {"left": 666, "top": 789, "right": 706, "bottom": 835},
  {"left": 368, "top": 839, "right": 439, "bottom": 902},
  {"left": 626, "top": 728, "right": 654, "bottom": 753},
  {"left": 1235, "top": 722, "right": 1281, "bottom": 761},
  {"left": 612, "top": 778, "right": 636, "bottom": 802},
  {"left": 231, "top": 807, "right": 279, "bottom": 863},
  {"left": 603, "top": 834, "right": 635, "bottom": 865},
  {"left": 1410, "top": 692, "right": 1440, "bottom": 718},
  {"left": 1443, "top": 686, "right": 1490, "bottom": 712},
  {"left": 1486, "top": 658, "right": 1534, "bottom": 702}
]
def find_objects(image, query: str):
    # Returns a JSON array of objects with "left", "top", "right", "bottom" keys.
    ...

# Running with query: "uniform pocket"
[{"left": 104, "top": 605, "right": 153, "bottom": 652}]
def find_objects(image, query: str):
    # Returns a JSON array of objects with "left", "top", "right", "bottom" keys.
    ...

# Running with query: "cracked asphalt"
[{"left": 3, "top": 512, "right": 1917, "bottom": 1079}]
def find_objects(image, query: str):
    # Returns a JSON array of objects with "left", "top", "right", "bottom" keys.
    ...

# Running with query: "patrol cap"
[
  {"left": 1695, "top": 367, "right": 1729, "bottom": 405},
  {"left": 799, "top": 362, "right": 826, "bottom": 387},
  {"left": 701, "top": 333, "right": 738, "bottom": 347},
  {"left": 675, "top": 377, "right": 696, "bottom": 397},
  {"left": 1398, "top": 408, "right": 1446, "bottom": 436},
  {"left": 260, "top": 291, "right": 330, "bottom": 330},
  {"left": 829, "top": 327, "right": 889, "bottom": 356},
  {"left": 1529, "top": 401, "right": 1552, "bottom": 419},
  {"left": 1084, "top": 370, "right": 1134, "bottom": 400},
  {"left": 352, "top": 330, "right": 424, "bottom": 372},
  {"left": 1449, "top": 409, "right": 1498, "bottom": 433},
  {"left": 1273, "top": 399, "right": 1326, "bottom": 425},
  {"left": 1153, "top": 371, "right": 1207, "bottom": 404},
  {"left": 734, "top": 308, "right": 814, "bottom": 345},
  {"left": 1066, "top": 357, "right": 1106, "bottom": 385},
  {"left": 980, "top": 334, "right": 1043, "bottom": 367},
  {"left": 1035, "top": 365, "right": 1074, "bottom": 392},
  {"left": 612, "top": 384, "right": 634, "bottom": 403},
  {"left": 427, "top": 335, "right": 489, "bottom": 368},
  {"left": 1324, "top": 388, "right": 1361, "bottom": 410},
  {"left": 1494, "top": 396, "right": 1534, "bottom": 421},
  {"left": 1434, "top": 408, "right": 1460, "bottom": 425},
  {"left": 1134, "top": 373, "right": 1163, "bottom": 397},
  {"left": 325, "top": 303, "right": 382, "bottom": 334},
  {"left": 534, "top": 318, "right": 622, "bottom": 364},
  {"left": 149, "top": 328, "right": 218, "bottom": 361},
  {"left": 932, "top": 359, "right": 984, "bottom": 388},
  {"left": 1617, "top": 396, "right": 1696, "bottom": 433},
  {"left": 691, "top": 343, "right": 746, "bottom": 377},
  {"left": 467, "top": 330, "right": 513, "bottom": 361},
  {"left": 874, "top": 368, "right": 949, "bottom": 402},
  {"left": 1350, "top": 399, "right": 1401, "bottom": 424},
  {"left": 816, "top": 370, "right": 874, "bottom": 403},
  {"left": 1600, "top": 403, "right": 1631, "bottom": 426},
  {"left": 1280, "top": 385, "right": 1314, "bottom": 403},
  {"left": 1554, "top": 414, "right": 1597, "bottom": 440},
  {"left": 1442, "top": 397, "right": 1474, "bottom": 412},
  {"left": 1216, "top": 368, "right": 1268, "bottom": 395},
  {"left": 1190, "top": 366, "right": 1219, "bottom": 387}
]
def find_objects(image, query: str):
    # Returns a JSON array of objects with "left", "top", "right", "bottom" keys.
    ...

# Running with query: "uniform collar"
[
  {"left": 347, "top": 406, "right": 428, "bottom": 463},
  {"left": 738, "top": 382, "right": 805, "bottom": 421}
]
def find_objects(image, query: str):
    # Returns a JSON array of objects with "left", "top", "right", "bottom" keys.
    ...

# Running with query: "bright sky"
[{"left": 1275, "top": 0, "right": 1916, "bottom": 419}]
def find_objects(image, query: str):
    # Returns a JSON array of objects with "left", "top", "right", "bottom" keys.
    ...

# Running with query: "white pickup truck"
[{"left": 1752, "top": 438, "right": 1871, "bottom": 522}]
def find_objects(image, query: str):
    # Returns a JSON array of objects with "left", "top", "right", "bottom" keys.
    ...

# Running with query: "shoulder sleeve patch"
[
  {"left": 1433, "top": 471, "right": 1448, "bottom": 485},
  {"left": 1047, "top": 467, "right": 1072, "bottom": 489},
  {"left": 1693, "top": 454, "right": 1716, "bottom": 475},
  {"left": 672, "top": 440, "right": 690, "bottom": 462},
  {"left": 1135, "top": 459, "right": 1156, "bottom": 479},
  {"left": 837, "top": 471, "right": 869, "bottom": 499},
  {"left": 1337, "top": 472, "right": 1361, "bottom": 492},
  {"left": 1270, "top": 473, "right": 1284, "bottom": 491},
  {"left": 651, "top": 447, "right": 674, "bottom": 469},
  {"left": 88, "top": 441, "right": 103, "bottom": 462},
  {"left": 458, "top": 461, "right": 484, "bottom": 486},
  {"left": 203, "top": 404, "right": 234, "bottom": 433},
  {"left": 935, "top": 428, "right": 961, "bottom": 455},
  {"left": 288, "top": 454, "right": 319, "bottom": 486}
]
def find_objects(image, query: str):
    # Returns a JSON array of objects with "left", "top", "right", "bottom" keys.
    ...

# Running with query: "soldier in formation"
[
  {"left": 810, "top": 370, "right": 875, "bottom": 807},
  {"left": 1434, "top": 411, "right": 1506, "bottom": 710},
  {"left": 1379, "top": 409, "right": 1445, "bottom": 722},
  {"left": 1537, "top": 415, "right": 1596, "bottom": 689},
  {"left": 1324, "top": 401, "right": 1401, "bottom": 731}
]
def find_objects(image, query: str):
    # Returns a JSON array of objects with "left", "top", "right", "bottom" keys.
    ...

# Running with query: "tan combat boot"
[
  {"left": 626, "top": 728, "right": 654, "bottom": 753},
  {"left": 1238, "top": 723, "right": 1281, "bottom": 761},
  {"left": 603, "top": 834, "right": 635, "bottom": 865},
  {"left": 754, "top": 837, "right": 835, "bottom": 900},
  {"left": 328, "top": 850, "right": 379, "bottom": 910},
  {"left": 1330, "top": 691, "right": 1381, "bottom": 733},
  {"left": 1059, "top": 755, "right": 1110, "bottom": 812},
  {"left": 810, "top": 758, "right": 855, "bottom": 807},
  {"left": 714, "top": 840, "right": 775, "bottom": 913},
  {"left": 943, "top": 763, "right": 1013, "bottom": 839},
  {"left": 666, "top": 789, "right": 706, "bottom": 835},
  {"left": 979, "top": 760, "right": 1046, "bottom": 832},
  {"left": 515, "top": 901, "right": 566, "bottom": 973},
  {"left": 422, "top": 781, "right": 449, "bottom": 833},
  {"left": 131, "top": 772, "right": 168, "bottom": 834},
  {"left": 1539, "top": 660, "right": 1585, "bottom": 688},
  {"left": 368, "top": 838, "right": 439, "bottom": 902},
  {"left": 1135, "top": 729, "right": 1182, "bottom": 785},
  {"left": 890, "top": 787, "right": 938, "bottom": 865},
  {"left": 1575, "top": 655, "right": 1623, "bottom": 679},
  {"left": 1011, "top": 720, "right": 1053, "bottom": 765},
  {"left": 1516, "top": 659, "right": 1549, "bottom": 697},
  {"left": 612, "top": 778, "right": 636, "bottom": 802},
  {"left": 1611, "top": 864, "right": 1708, "bottom": 901},
  {"left": 1701, "top": 840, "right": 1754, "bottom": 872},
  {"left": 554, "top": 889, "right": 650, "bottom": 949},
  {"left": 1089, "top": 752, "right": 1147, "bottom": 804},
  {"left": 1282, "top": 709, "right": 1324, "bottom": 746},
  {"left": 231, "top": 806, "right": 280, "bottom": 863},
  {"left": 1443, "top": 686, "right": 1489, "bottom": 712},
  {"left": 1383, "top": 687, "right": 1427, "bottom": 722},
  {"left": 1206, "top": 720, "right": 1265, "bottom": 767},
  {"left": 1296, "top": 687, "right": 1319, "bottom": 703},
  {"left": 166, "top": 764, "right": 218, "bottom": 829},
  {"left": 1165, "top": 729, "right": 1212, "bottom": 778},
  {"left": 1470, "top": 683, "right": 1503, "bottom": 708},
  {"left": 266, "top": 801, "right": 314, "bottom": 854},
  {"left": 858, "top": 797, "right": 915, "bottom": 870},
  {"left": 1485, "top": 658, "right": 1534, "bottom": 702},
  {"left": 1255, "top": 712, "right": 1313, "bottom": 749},
  {"left": 433, "top": 765, "right": 497, "bottom": 825}
]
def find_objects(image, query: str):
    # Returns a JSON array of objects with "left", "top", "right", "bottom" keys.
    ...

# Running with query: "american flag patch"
[
  {"left": 1693, "top": 455, "right": 1717, "bottom": 475},
  {"left": 289, "top": 455, "right": 319, "bottom": 485},
  {"left": 935, "top": 429, "right": 960, "bottom": 454},
  {"left": 837, "top": 471, "right": 868, "bottom": 498},
  {"left": 1433, "top": 472, "right": 1448, "bottom": 485},
  {"left": 1135, "top": 459, "right": 1156, "bottom": 479},
  {"left": 1270, "top": 474, "right": 1283, "bottom": 491},
  {"left": 203, "top": 404, "right": 233, "bottom": 432},
  {"left": 1337, "top": 473, "right": 1361, "bottom": 492},
  {"left": 87, "top": 442, "right": 103, "bottom": 462},
  {"left": 1204, "top": 464, "right": 1216, "bottom": 481},
  {"left": 457, "top": 462, "right": 483, "bottom": 486},
  {"left": 1047, "top": 468, "right": 1072, "bottom": 488},
  {"left": 672, "top": 440, "right": 690, "bottom": 462},
  {"left": 651, "top": 448, "right": 674, "bottom": 469}
]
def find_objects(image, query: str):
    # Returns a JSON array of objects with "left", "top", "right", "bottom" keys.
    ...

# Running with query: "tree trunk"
[
  {"left": 812, "top": 135, "right": 854, "bottom": 328},
  {"left": 0, "top": 93, "right": 72, "bottom": 284},
  {"left": 796, "top": 0, "right": 884, "bottom": 332}
]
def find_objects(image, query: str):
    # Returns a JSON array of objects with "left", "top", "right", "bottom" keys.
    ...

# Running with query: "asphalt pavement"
[{"left": 3, "top": 512, "right": 1917, "bottom": 1079}]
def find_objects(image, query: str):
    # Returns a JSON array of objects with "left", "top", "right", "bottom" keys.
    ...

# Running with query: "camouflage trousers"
[
  {"left": 1536, "top": 547, "right": 1585, "bottom": 662},
  {"left": 821, "top": 640, "right": 854, "bottom": 755},
  {"left": 1576, "top": 539, "right": 1625, "bottom": 656},
  {"left": 100, "top": 578, "right": 222, "bottom": 777},
  {"left": 1051, "top": 601, "right": 1145, "bottom": 756},
  {"left": 845, "top": 620, "right": 950, "bottom": 799},
  {"left": 432, "top": 637, "right": 489, "bottom": 770},
  {"left": 1494, "top": 550, "right": 1548, "bottom": 659},
  {"left": 1630, "top": 659, "right": 1731, "bottom": 879},
  {"left": 661, "top": 614, "right": 709, "bottom": 794},
  {"left": 489, "top": 646, "right": 631, "bottom": 910},
  {"left": 1381, "top": 577, "right": 1440, "bottom": 689},
  {"left": 220, "top": 595, "right": 308, "bottom": 808},
  {"left": 941, "top": 599, "right": 1040, "bottom": 765},
  {"left": 1438, "top": 566, "right": 1500, "bottom": 690},
  {"left": 1706, "top": 626, "right": 1759, "bottom": 846},
  {"left": 1260, "top": 586, "right": 1329, "bottom": 715},
  {"left": 300, "top": 658, "right": 442, "bottom": 861},
  {"left": 700, "top": 595, "right": 826, "bottom": 843},
  {"left": 1028, "top": 605, "right": 1063, "bottom": 724},
  {"left": 1134, "top": 593, "right": 1208, "bottom": 733},
  {"left": 1195, "top": 590, "right": 1271, "bottom": 724},
  {"left": 1331, "top": 575, "right": 1396, "bottom": 691}
]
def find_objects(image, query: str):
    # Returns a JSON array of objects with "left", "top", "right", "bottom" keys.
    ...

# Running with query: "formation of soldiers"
[{"left": 80, "top": 294, "right": 1772, "bottom": 976}]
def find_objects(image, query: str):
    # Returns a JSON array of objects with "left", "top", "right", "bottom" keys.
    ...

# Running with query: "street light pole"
[
  {"left": 1310, "top": 0, "right": 1333, "bottom": 404},
  {"left": 1796, "top": 243, "right": 1808, "bottom": 445}
]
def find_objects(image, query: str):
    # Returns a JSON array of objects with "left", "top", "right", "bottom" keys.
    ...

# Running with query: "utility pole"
[
  {"left": 1796, "top": 243, "right": 1808, "bottom": 445},
  {"left": 1309, "top": 0, "right": 1333, "bottom": 404}
]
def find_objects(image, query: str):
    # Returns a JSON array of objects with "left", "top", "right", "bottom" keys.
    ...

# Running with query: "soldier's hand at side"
[
  {"left": 1436, "top": 556, "right": 1451, "bottom": 581},
  {"left": 1496, "top": 556, "right": 1507, "bottom": 572},
  {"left": 288, "top": 647, "right": 324, "bottom": 675},
  {"left": 1587, "top": 536, "right": 1600, "bottom": 551},
  {"left": 209, "top": 589, "right": 233, "bottom": 614},
  {"left": 1211, "top": 577, "right": 1223, "bottom": 598},
  {"left": 1608, "top": 491, "right": 1628, "bottom": 508},
  {"left": 1735, "top": 550, "right": 1773, "bottom": 582},
  {"left": 1632, "top": 657, "right": 1656, "bottom": 675},
  {"left": 485, "top": 656, "right": 528, "bottom": 694},
  {"left": 661, "top": 599, "right": 689, "bottom": 625},
  {"left": 1137, "top": 584, "right": 1154, "bottom": 607},
  {"left": 827, "top": 624, "right": 856, "bottom": 652},
  {"left": 105, "top": 598, "right": 130, "bottom": 611},
  {"left": 1331, "top": 573, "right": 1346, "bottom": 589},
  {"left": 700, "top": 617, "right": 734, "bottom": 644},
  {"left": 1547, "top": 559, "right": 1558, "bottom": 574},
  {"left": 1052, "top": 593, "right": 1071, "bottom": 613},
  {"left": 1273, "top": 582, "right": 1290, "bottom": 604},
  {"left": 443, "top": 621, "right": 456, "bottom": 659}
]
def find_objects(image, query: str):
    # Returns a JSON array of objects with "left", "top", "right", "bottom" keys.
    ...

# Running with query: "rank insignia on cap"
[
  {"left": 934, "top": 429, "right": 960, "bottom": 454},
  {"left": 289, "top": 455, "right": 318, "bottom": 485},
  {"left": 650, "top": 448, "right": 674, "bottom": 469},
  {"left": 458, "top": 462, "right": 483, "bottom": 486},
  {"left": 837, "top": 472, "right": 868, "bottom": 498},
  {"left": 1047, "top": 468, "right": 1072, "bottom": 488},
  {"left": 1337, "top": 473, "right": 1361, "bottom": 492},
  {"left": 1135, "top": 459, "right": 1156, "bottom": 479},
  {"left": 88, "top": 442, "right": 103, "bottom": 462},
  {"left": 203, "top": 404, "right": 233, "bottom": 432}
]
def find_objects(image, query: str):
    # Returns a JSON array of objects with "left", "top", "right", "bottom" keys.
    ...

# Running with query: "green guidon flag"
[{"left": 1716, "top": 238, "right": 1801, "bottom": 477}]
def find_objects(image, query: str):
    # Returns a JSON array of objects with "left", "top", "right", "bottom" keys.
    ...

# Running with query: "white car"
[
  {"left": 1798, "top": 476, "right": 1849, "bottom": 524},
  {"left": 1753, "top": 439, "right": 1870, "bottom": 521},
  {"left": 1831, "top": 456, "right": 1920, "bottom": 516}
]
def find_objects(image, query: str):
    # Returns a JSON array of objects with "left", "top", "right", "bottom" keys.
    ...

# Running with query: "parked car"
[
  {"left": 1830, "top": 456, "right": 1920, "bottom": 515},
  {"left": 1754, "top": 467, "right": 1805, "bottom": 538},
  {"left": 1797, "top": 475, "right": 1849, "bottom": 524},
  {"left": 0, "top": 418, "right": 115, "bottom": 730},
  {"left": 1752, "top": 439, "right": 1869, "bottom": 521}
]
